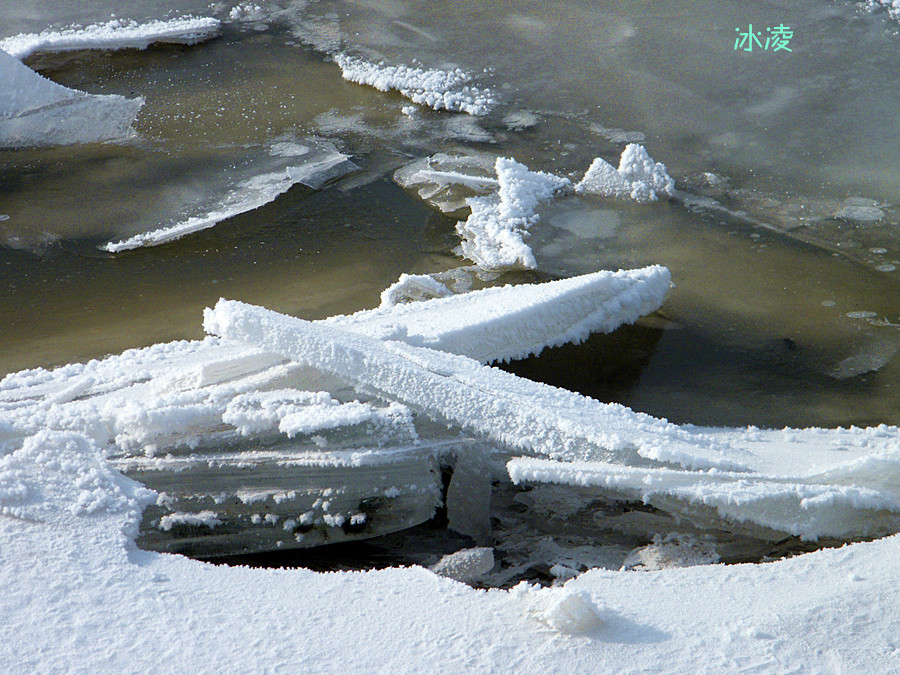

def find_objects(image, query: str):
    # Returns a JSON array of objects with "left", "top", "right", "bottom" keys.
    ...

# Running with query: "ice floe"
[
  {"left": 333, "top": 54, "right": 495, "bottom": 116},
  {"left": 103, "top": 140, "right": 357, "bottom": 251},
  {"left": 0, "top": 48, "right": 142, "bottom": 148},
  {"left": 0, "top": 17, "right": 221, "bottom": 60}
]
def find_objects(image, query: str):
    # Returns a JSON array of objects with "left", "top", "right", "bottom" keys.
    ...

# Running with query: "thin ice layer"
[
  {"left": 0, "top": 49, "right": 142, "bottom": 148},
  {"left": 508, "top": 456, "right": 900, "bottom": 540},
  {"left": 333, "top": 54, "right": 494, "bottom": 115},
  {"left": 103, "top": 142, "right": 357, "bottom": 252},
  {"left": 0, "top": 17, "right": 221, "bottom": 60}
]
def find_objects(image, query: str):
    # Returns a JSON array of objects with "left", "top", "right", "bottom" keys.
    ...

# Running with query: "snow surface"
[
  {"left": 0, "top": 17, "right": 221, "bottom": 60},
  {"left": 333, "top": 54, "right": 495, "bottom": 115},
  {"left": 0, "top": 48, "right": 142, "bottom": 148},
  {"left": 3, "top": 271, "right": 900, "bottom": 670}
]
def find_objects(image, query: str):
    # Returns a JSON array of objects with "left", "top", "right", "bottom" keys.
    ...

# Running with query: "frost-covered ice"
[
  {"left": 0, "top": 17, "right": 221, "bottom": 60},
  {"left": 333, "top": 54, "right": 495, "bottom": 116},
  {"left": 576, "top": 144, "right": 676, "bottom": 203},
  {"left": 3, "top": 273, "right": 900, "bottom": 669},
  {"left": 456, "top": 157, "right": 571, "bottom": 269},
  {"left": 103, "top": 142, "right": 357, "bottom": 252},
  {"left": 0, "top": 49, "right": 142, "bottom": 148}
]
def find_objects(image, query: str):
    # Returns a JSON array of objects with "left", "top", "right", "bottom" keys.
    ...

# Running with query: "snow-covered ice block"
[
  {"left": 331, "top": 265, "right": 671, "bottom": 363},
  {"left": 0, "top": 17, "right": 221, "bottom": 60},
  {"left": 456, "top": 157, "right": 571, "bottom": 269},
  {"left": 0, "top": 49, "right": 142, "bottom": 148},
  {"left": 203, "top": 297, "right": 742, "bottom": 471},
  {"left": 508, "top": 456, "right": 900, "bottom": 540}
]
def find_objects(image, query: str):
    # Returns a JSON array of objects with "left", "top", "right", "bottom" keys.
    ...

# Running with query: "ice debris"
[
  {"left": 158, "top": 510, "right": 222, "bottom": 531},
  {"left": 456, "top": 157, "right": 571, "bottom": 269},
  {"left": 0, "top": 17, "right": 221, "bottom": 60},
  {"left": 575, "top": 143, "right": 675, "bottom": 203},
  {"left": 429, "top": 547, "right": 495, "bottom": 583},
  {"left": 333, "top": 54, "right": 495, "bottom": 116}
]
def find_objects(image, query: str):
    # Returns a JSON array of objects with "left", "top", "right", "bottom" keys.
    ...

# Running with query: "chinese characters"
[{"left": 734, "top": 24, "right": 793, "bottom": 52}]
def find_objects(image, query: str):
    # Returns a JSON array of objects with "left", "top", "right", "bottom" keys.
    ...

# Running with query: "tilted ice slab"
[
  {"left": 333, "top": 54, "right": 495, "bottom": 116},
  {"left": 206, "top": 299, "right": 900, "bottom": 540},
  {"left": 103, "top": 141, "right": 357, "bottom": 252},
  {"left": 0, "top": 48, "right": 142, "bottom": 148},
  {"left": 0, "top": 17, "right": 221, "bottom": 60}
]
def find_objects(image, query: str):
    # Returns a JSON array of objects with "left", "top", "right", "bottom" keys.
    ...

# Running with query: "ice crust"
[
  {"left": 333, "top": 54, "right": 494, "bottom": 115},
  {"left": 0, "top": 48, "right": 142, "bottom": 148},
  {"left": 0, "top": 17, "right": 221, "bottom": 60}
]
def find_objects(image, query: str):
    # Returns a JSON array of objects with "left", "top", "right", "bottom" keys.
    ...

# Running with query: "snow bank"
[
  {"left": 0, "top": 17, "right": 221, "bottom": 60},
  {"left": 576, "top": 144, "right": 675, "bottom": 203},
  {"left": 0, "top": 48, "right": 142, "bottom": 148},
  {"left": 103, "top": 144, "right": 357, "bottom": 252},
  {"left": 333, "top": 54, "right": 495, "bottom": 115},
  {"left": 456, "top": 157, "right": 571, "bottom": 269}
]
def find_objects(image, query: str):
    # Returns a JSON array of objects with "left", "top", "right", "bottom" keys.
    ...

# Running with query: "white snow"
[
  {"left": 576, "top": 144, "right": 676, "bottom": 203},
  {"left": 333, "top": 54, "right": 495, "bottom": 116},
  {"left": 0, "top": 48, "right": 142, "bottom": 148},
  {"left": 0, "top": 17, "right": 221, "bottom": 60},
  {"left": 456, "top": 157, "right": 571, "bottom": 269}
]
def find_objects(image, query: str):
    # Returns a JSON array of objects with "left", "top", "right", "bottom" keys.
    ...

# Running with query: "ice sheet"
[{"left": 102, "top": 141, "right": 357, "bottom": 251}]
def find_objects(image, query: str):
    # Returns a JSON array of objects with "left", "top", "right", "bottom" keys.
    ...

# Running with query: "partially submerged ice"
[
  {"left": 1, "top": 267, "right": 670, "bottom": 556},
  {"left": 0, "top": 48, "right": 142, "bottom": 148}
]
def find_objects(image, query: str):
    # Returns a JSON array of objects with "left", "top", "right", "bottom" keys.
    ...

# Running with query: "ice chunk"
[
  {"left": 456, "top": 157, "right": 571, "bottom": 269},
  {"left": 334, "top": 266, "right": 673, "bottom": 363},
  {"left": 379, "top": 273, "right": 453, "bottom": 308},
  {"left": 0, "top": 49, "right": 142, "bottom": 148},
  {"left": 621, "top": 534, "right": 719, "bottom": 571},
  {"left": 0, "top": 17, "right": 221, "bottom": 60},
  {"left": 393, "top": 152, "right": 499, "bottom": 216},
  {"left": 158, "top": 510, "right": 222, "bottom": 531},
  {"left": 333, "top": 54, "right": 494, "bottom": 116},
  {"left": 429, "top": 547, "right": 495, "bottom": 582},
  {"left": 532, "top": 588, "right": 604, "bottom": 634},
  {"left": 508, "top": 456, "right": 900, "bottom": 540},
  {"left": 576, "top": 144, "right": 675, "bottom": 203}
]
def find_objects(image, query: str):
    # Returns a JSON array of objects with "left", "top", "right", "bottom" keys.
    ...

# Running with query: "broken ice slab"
[
  {"left": 507, "top": 453, "right": 900, "bottom": 541},
  {"left": 394, "top": 152, "right": 498, "bottom": 217},
  {"left": 0, "top": 49, "right": 142, "bottom": 148},
  {"left": 130, "top": 442, "right": 443, "bottom": 558}
]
